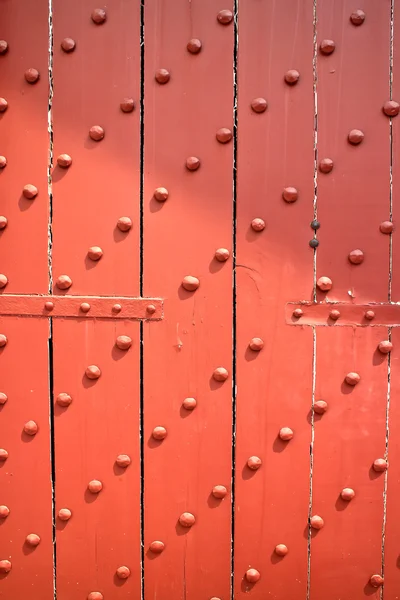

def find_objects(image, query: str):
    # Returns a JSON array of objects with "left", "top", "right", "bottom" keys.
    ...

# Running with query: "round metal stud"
[
  {"left": 149, "top": 540, "right": 165, "bottom": 553},
  {"left": 56, "top": 275, "right": 72, "bottom": 290},
  {"left": 348, "top": 249, "right": 364, "bottom": 264},
  {"left": 0, "top": 274, "right": 8, "bottom": 288},
  {"left": 249, "top": 337, "right": 264, "bottom": 351},
  {"left": 0, "top": 98, "right": 8, "bottom": 112},
  {"left": 85, "top": 365, "right": 101, "bottom": 380},
  {"left": 26, "top": 534, "right": 41, "bottom": 547},
  {"left": 91, "top": 8, "right": 106, "bottom": 23},
  {"left": 44, "top": 301, "right": 54, "bottom": 311},
  {"left": 330, "top": 309, "right": 340, "bottom": 321},
  {"left": 0, "top": 334, "right": 7, "bottom": 347},
  {"left": 213, "top": 367, "right": 229, "bottom": 382},
  {"left": 154, "top": 187, "right": 169, "bottom": 202},
  {"left": 112, "top": 303, "right": 122, "bottom": 313},
  {"left": 87, "top": 246, "right": 103, "bottom": 261},
  {"left": 217, "top": 9, "right": 233, "bottom": 24},
  {"left": 56, "top": 393, "right": 72, "bottom": 407},
  {"left": 309, "top": 239, "right": 319, "bottom": 248},
  {"left": 0, "top": 560, "right": 11, "bottom": 573},
  {"left": 182, "top": 397, "right": 197, "bottom": 410},
  {"left": 320, "top": 40, "right": 335, "bottom": 55},
  {"left": 89, "top": 125, "right": 104, "bottom": 141},
  {"left": 116, "top": 454, "right": 131, "bottom": 468},
  {"left": 215, "top": 248, "right": 230, "bottom": 261},
  {"left": 187, "top": 38, "right": 202, "bottom": 54},
  {"left": 25, "top": 68, "right": 40, "bottom": 83},
  {"left": 216, "top": 128, "right": 232, "bottom": 143},
  {"left": 186, "top": 156, "right": 200, "bottom": 171},
  {"left": 293, "top": 308, "right": 303, "bottom": 318},
  {"left": 0, "top": 392, "right": 8, "bottom": 405},
  {"left": 146, "top": 304, "right": 156, "bottom": 314},
  {"left": 282, "top": 187, "right": 298, "bottom": 203},
  {"left": 370, "top": 575, "right": 384, "bottom": 588},
  {"left": 61, "top": 38, "right": 76, "bottom": 52},
  {"left": 116, "top": 566, "right": 131, "bottom": 579},
  {"left": 251, "top": 218, "right": 265, "bottom": 232},
  {"left": 284, "top": 69, "right": 299, "bottom": 84},
  {"left": 80, "top": 302, "right": 91, "bottom": 313},
  {"left": 120, "top": 98, "right": 135, "bottom": 112},
  {"left": 116, "top": 335, "right": 132, "bottom": 350},
  {"left": 23, "top": 184, "right": 38, "bottom": 199},
  {"left": 279, "top": 427, "right": 294, "bottom": 441},
  {"left": 340, "top": 488, "right": 355, "bottom": 501},
  {"left": 0, "top": 40, "right": 8, "bottom": 54},
  {"left": 310, "top": 515, "right": 324, "bottom": 530},
  {"left": 348, "top": 129, "right": 364, "bottom": 145},
  {"left": 57, "top": 154, "right": 72, "bottom": 168},
  {"left": 383, "top": 100, "right": 400, "bottom": 117},
  {"left": 319, "top": 158, "right": 333, "bottom": 173},
  {"left": 365, "top": 310, "right": 375, "bottom": 320},
  {"left": 310, "top": 220, "right": 320, "bottom": 230},
  {"left": 182, "top": 276, "right": 200, "bottom": 291},
  {"left": 155, "top": 68, "right": 170, "bottom": 84},
  {"left": 0, "top": 505, "right": 10, "bottom": 518},
  {"left": 314, "top": 400, "right": 328, "bottom": 414},
  {"left": 316, "top": 276, "right": 332, "bottom": 291},
  {"left": 378, "top": 340, "right": 393, "bottom": 354},
  {"left": 58, "top": 508, "right": 72, "bottom": 521},
  {"left": 117, "top": 216, "right": 132, "bottom": 232},
  {"left": 247, "top": 456, "right": 262, "bottom": 470},
  {"left": 275, "top": 544, "right": 288, "bottom": 557},
  {"left": 350, "top": 9, "right": 365, "bottom": 25},
  {"left": 88, "top": 480, "right": 103, "bottom": 493},
  {"left": 380, "top": 220, "right": 394, "bottom": 234},
  {"left": 0, "top": 449, "right": 9, "bottom": 461},
  {"left": 88, "top": 594, "right": 103, "bottom": 600},
  {"left": 0, "top": 156, "right": 7, "bottom": 168},
  {"left": 251, "top": 98, "right": 267, "bottom": 113},
  {"left": 23, "top": 420, "right": 38, "bottom": 436},
  {"left": 212, "top": 485, "right": 228, "bottom": 499},
  {"left": 373, "top": 458, "right": 388, "bottom": 472},
  {"left": 245, "top": 568, "right": 261, "bottom": 583},
  {"left": 179, "top": 512, "right": 195, "bottom": 527},
  {"left": 345, "top": 372, "right": 360, "bottom": 386},
  {"left": 152, "top": 426, "right": 167, "bottom": 440}
]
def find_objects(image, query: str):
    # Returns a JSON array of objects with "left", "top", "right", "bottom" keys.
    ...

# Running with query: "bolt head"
[
  {"left": 23, "top": 420, "right": 38, "bottom": 436},
  {"left": 348, "top": 129, "right": 364, "bottom": 144},
  {"left": 0, "top": 156, "right": 7, "bottom": 168},
  {"left": 26, "top": 533, "right": 41, "bottom": 547},
  {"left": 179, "top": 512, "right": 195, "bottom": 527},
  {"left": 56, "top": 393, "right": 72, "bottom": 407},
  {"left": 80, "top": 302, "right": 91, "bottom": 313},
  {"left": 373, "top": 458, "right": 388, "bottom": 472},
  {"left": 0, "top": 560, "right": 11, "bottom": 573},
  {"left": 154, "top": 187, "right": 169, "bottom": 202},
  {"left": 213, "top": 367, "right": 229, "bottom": 382},
  {"left": 340, "top": 488, "right": 355, "bottom": 501},
  {"left": 89, "top": 125, "right": 104, "bottom": 141},
  {"left": 112, "top": 303, "right": 122, "bottom": 313},
  {"left": 116, "top": 335, "right": 132, "bottom": 350},
  {"left": 247, "top": 456, "right": 262, "bottom": 470},
  {"left": 249, "top": 337, "right": 264, "bottom": 351},
  {"left": 314, "top": 400, "right": 328, "bottom": 414},
  {"left": 215, "top": 248, "right": 230, "bottom": 262},
  {"left": 251, "top": 218, "right": 265, "bottom": 232},
  {"left": 251, "top": 98, "right": 267, "bottom": 113},
  {"left": 182, "top": 275, "right": 200, "bottom": 291},
  {"left": 378, "top": 340, "right": 393, "bottom": 354},
  {"left": 275, "top": 544, "right": 288, "bottom": 556},
  {"left": 88, "top": 480, "right": 103, "bottom": 493},
  {"left": 380, "top": 220, "right": 394, "bottom": 234},
  {"left": 320, "top": 39, "right": 335, "bottom": 54},
  {"left": 0, "top": 217, "right": 6, "bottom": 231},
  {"left": 57, "top": 154, "right": 72, "bottom": 168},
  {"left": 56, "top": 275, "right": 72, "bottom": 290},
  {"left": 58, "top": 508, "right": 72, "bottom": 521},
  {"left": 284, "top": 69, "right": 300, "bottom": 84},
  {"left": 182, "top": 397, "right": 197, "bottom": 410},
  {"left": 25, "top": 68, "right": 40, "bottom": 83},
  {"left": 217, "top": 9, "right": 233, "bottom": 24},
  {"left": 317, "top": 276, "right": 332, "bottom": 291},
  {"left": 279, "top": 427, "right": 294, "bottom": 441},
  {"left": 116, "top": 454, "right": 131, "bottom": 468},
  {"left": 282, "top": 187, "right": 298, "bottom": 203},
  {"left": 345, "top": 372, "right": 360, "bottom": 386},
  {"left": 0, "top": 505, "right": 10, "bottom": 518},
  {"left": 365, "top": 310, "right": 375, "bottom": 320},
  {"left": 350, "top": 9, "right": 366, "bottom": 25},
  {"left": 319, "top": 158, "right": 333, "bottom": 173},
  {"left": 152, "top": 426, "right": 167, "bottom": 440},
  {"left": 0, "top": 274, "right": 8, "bottom": 288},
  {"left": 245, "top": 568, "right": 260, "bottom": 583},
  {"left": 187, "top": 38, "right": 202, "bottom": 54},
  {"left": 383, "top": 100, "right": 400, "bottom": 117},
  {"left": 370, "top": 574, "right": 384, "bottom": 588},
  {"left": 0, "top": 98, "right": 8, "bottom": 112},
  {"left": 44, "top": 301, "right": 54, "bottom": 312},
  {"left": 87, "top": 246, "right": 103, "bottom": 261},
  {"left": 23, "top": 184, "right": 38, "bottom": 199},
  {"left": 146, "top": 304, "right": 156, "bottom": 314},
  {"left": 61, "top": 38, "right": 76, "bottom": 52},
  {"left": 155, "top": 68, "right": 170, "bottom": 84},
  {"left": 329, "top": 309, "right": 340, "bottom": 321},
  {"left": 212, "top": 485, "right": 228, "bottom": 499},
  {"left": 0, "top": 40, "right": 8, "bottom": 54},
  {"left": 120, "top": 98, "right": 135, "bottom": 112},
  {"left": 0, "top": 393, "right": 7, "bottom": 405},
  {"left": 116, "top": 566, "right": 131, "bottom": 579},
  {"left": 91, "top": 8, "right": 106, "bottom": 23},
  {"left": 85, "top": 365, "right": 101, "bottom": 380},
  {"left": 309, "top": 239, "right": 319, "bottom": 248},
  {"left": 149, "top": 540, "right": 165, "bottom": 553},
  {"left": 216, "top": 128, "right": 233, "bottom": 143},
  {"left": 186, "top": 156, "right": 200, "bottom": 171},
  {"left": 88, "top": 594, "right": 103, "bottom": 600},
  {"left": 348, "top": 249, "right": 364, "bottom": 264},
  {"left": 293, "top": 308, "right": 303, "bottom": 318},
  {"left": 310, "top": 515, "right": 324, "bottom": 530},
  {"left": 0, "top": 449, "right": 9, "bottom": 461},
  {"left": 0, "top": 334, "right": 7, "bottom": 347},
  {"left": 117, "top": 216, "right": 132, "bottom": 232}
]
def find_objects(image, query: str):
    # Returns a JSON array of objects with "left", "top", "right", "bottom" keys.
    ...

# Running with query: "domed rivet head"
[
  {"left": 112, "top": 303, "right": 122, "bottom": 313},
  {"left": 383, "top": 100, "right": 400, "bottom": 117},
  {"left": 0, "top": 40, "right": 8, "bottom": 54},
  {"left": 251, "top": 218, "right": 265, "bottom": 232},
  {"left": 212, "top": 485, "right": 228, "bottom": 499},
  {"left": 87, "top": 246, "right": 103, "bottom": 261},
  {"left": 293, "top": 308, "right": 303, "bottom": 318},
  {"left": 89, "top": 126, "right": 104, "bottom": 142},
  {"left": 116, "top": 335, "right": 132, "bottom": 350},
  {"left": 279, "top": 427, "right": 294, "bottom": 441},
  {"left": 116, "top": 566, "right": 131, "bottom": 579},
  {"left": 370, "top": 575, "right": 384, "bottom": 588},
  {"left": 179, "top": 512, "right": 195, "bottom": 527},
  {"left": 245, "top": 568, "right": 261, "bottom": 583},
  {"left": 320, "top": 40, "right": 335, "bottom": 55},
  {"left": 61, "top": 38, "right": 76, "bottom": 52},
  {"left": 317, "top": 276, "right": 332, "bottom": 291},
  {"left": 152, "top": 426, "right": 167, "bottom": 440},
  {"left": 251, "top": 98, "right": 268, "bottom": 113},
  {"left": 0, "top": 217, "right": 8, "bottom": 230},
  {"left": 275, "top": 544, "right": 288, "bottom": 557},
  {"left": 56, "top": 393, "right": 72, "bottom": 407},
  {"left": 378, "top": 340, "right": 393, "bottom": 354},
  {"left": 0, "top": 505, "right": 10, "bottom": 518},
  {"left": 350, "top": 9, "right": 365, "bottom": 25},
  {"left": 26, "top": 534, "right": 41, "bottom": 547},
  {"left": 182, "top": 275, "right": 200, "bottom": 291},
  {"left": 149, "top": 540, "right": 165, "bottom": 553},
  {"left": 348, "top": 129, "right": 364, "bottom": 144},
  {"left": 116, "top": 454, "right": 131, "bottom": 468},
  {"left": 345, "top": 372, "right": 360, "bottom": 386},
  {"left": 310, "top": 515, "right": 324, "bottom": 529},
  {"left": 187, "top": 38, "right": 202, "bottom": 54},
  {"left": 146, "top": 304, "right": 156, "bottom": 314},
  {"left": 365, "top": 310, "right": 375, "bottom": 320},
  {"left": 88, "top": 480, "right": 103, "bottom": 493},
  {"left": 44, "top": 301, "right": 54, "bottom": 311},
  {"left": 80, "top": 302, "right": 91, "bottom": 313},
  {"left": 154, "top": 187, "right": 169, "bottom": 202},
  {"left": 314, "top": 400, "right": 328, "bottom": 414},
  {"left": 380, "top": 220, "right": 394, "bottom": 234},
  {"left": 282, "top": 187, "right": 298, "bottom": 203},
  {"left": 23, "top": 420, "right": 38, "bottom": 436},
  {"left": 25, "top": 68, "right": 40, "bottom": 83},
  {"left": 56, "top": 275, "right": 72, "bottom": 290},
  {"left": 22, "top": 184, "right": 38, "bottom": 199},
  {"left": 186, "top": 156, "right": 200, "bottom": 171},
  {"left": 91, "top": 8, "right": 106, "bottom": 23},
  {"left": 284, "top": 69, "right": 299, "bottom": 84},
  {"left": 340, "top": 488, "right": 355, "bottom": 501},
  {"left": 216, "top": 128, "right": 233, "bottom": 143},
  {"left": 85, "top": 365, "right": 101, "bottom": 380},
  {"left": 0, "top": 274, "right": 8, "bottom": 288},
  {"left": 373, "top": 458, "right": 388, "bottom": 472},
  {"left": 0, "top": 156, "right": 7, "bottom": 168},
  {"left": 0, "top": 392, "right": 8, "bottom": 405},
  {"left": 0, "top": 98, "right": 8, "bottom": 112},
  {"left": 309, "top": 239, "right": 319, "bottom": 248},
  {"left": 0, "top": 560, "right": 11, "bottom": 573},
  {"left": 0, "top": 449, "right": 9, "bottom": 461},
  {"left": 120, "top": 98, "right": 135, "bottom": 112},
  {"left": 0, "top": 334, "right": 7, "bottom": 347},
  {"left": 88, "top": 593, "right": 104, "bottom": 600},
  {"left": 348, "top": 249, "right": 364, "bottom": 264},
  {"left": 155, "top": 68, "right": 170, "bottom": 84},
  {"left": 182, "top": 397, "right": 197, "bottom": 410},
  {"left": 215, "top": 248, "right": 230, "bottom": 262},
  {"left": 117, "top": 216, "right": 132, "bottom": 231},
  {"left": 329, "top": 309, "right": 340, "bottom": 321},
  {"left": 57, "top": 154, "right": 72, "bottom": 168},
  {"left": 213, "top": 367, "right": 229, "bottom": 382},
  {"left": 217, "top": 9, "right": 233, "bottom": 24},
  {"left": 319, "top": 158, "right": 333, "bottom": 173},
  {"left": 249, "top": 337, "right": 264, "bottom": 351},
  {"left": 58, "top": 508, "right": 72, "bottom": 521},
  {"left": 247, "top": 456, "right": 262, "bottom": 470}
]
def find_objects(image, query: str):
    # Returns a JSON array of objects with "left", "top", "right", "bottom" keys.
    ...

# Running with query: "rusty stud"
[
  {"left": 186, "top": 156, "right": 200, "bottom": 171},
  {"left": 245, "top": 569, "right": 261, "bottom": 583},
  {"left": 345, "top": 372, "right": 360, "bottom": 386},
  {"left": 89, "top": 125, "right": 104, "bottom": 141},
  {"left": 348, "top": 129, "right": 364, "bottom": 145},
  {"left": 112, "top": 303, "right": 122, "bottom": 313},
  {"left": 87, "top": 246, "right": 103, "bottom": 261},
  {"left": 187, "top": 38, "right": 202, "bottom": 54},
  {"left": 0, "top": 98, "right": 8, "bottom": 112},
  {"left": 378, "top": 340, "right": 393, "bottom": 354},
  {"left": 0, "top": 560, "right": 11, "bottom": 573},
  {"left": 251, "top": 218, "right": 265, "bottom": 232},
  {"left": 249, "top": 337, "right": 264, "bottom": 351},
  {"left": 0, "top": 216, "right": 8, "bottom": 230},
  {"left": 0, "top": 156, "right": 7, "bottom": 168},
  {"left": 247, "top": 456, "right": 262, "bottom": 470},
  {"left": 88, "top": 594, "right": 104, "bottom": 600},
  {"left": 314, "top": 400, "right": 328, "bottom": 414},
  {"left": 319, "top": 158, "right": 333, "bottom": 173},
  {"left": 182, "top": 275, "right": 200, "bottom": 291},
  {"left": 23, "top": 420, "right": 38, "bottom": 436},
  {"left": 88, "top": 480, "right": 103, "bottom": 493},
  {"left": 80, "top": 302, "right": 91, "bottom": 313},
  {"left": 275, "top": 544, "right": 288, "bottom": 557},
  {"left": 310, "top": 515, "right": 324, "bottom": 530},
  {"left": 149, "top": 540, "right": 165, "bottom": 553},
  {"left": 373, "top": 458, "right": 387, "bottom": 472},
  {"left": 56, "top": 275, "right": 72, "bottom": 290},
  {"left": 61, "top": 38, "right": 76, "bottom": 52},
  {"left": 330, "top": 309, "right": 340, "bottom": 321},
  {"left": 0, "top": 274, "right": 8, "bottom": 288},
  {"left": 284, "top": 69, "right": 300, "bottom": 84},
  {"left": 0, "top": 393, "right": 7, "bottom": 405},
  {"left": 215, "top": 248, "right": 230, "bottom": 262},
  {"left": 58, "top": 508, "right": 72, "bottom": 521},
  {"left": 251, "top": 98, "right": 267, "bottom": 113},
  {"left": 23, "top": 184, "right": 38, "bottom": 200},
  {"left": 85, "top": 365, "right": 101, "bottom": 380},
  {"left": 0, "top": 505, "right": 10, "bottom": 518},
  {"left": 380, "top": 220, "right": 394, "bottom": 234},
  {"left": 293, "top": 308, "right": 303, "bottom": 318},
  {"left": 340, "top": 488, "right": 355, "bottom": 501},
  {"left": 320, "top": 40, "right": 335, "bottom": 55},
  {"left": 350, "top": 9, "right": 366, "bottom": 25},
  {"left": 0, "top": 334, "right": 7, "bottom": 347},
  {"left": 348, "top": 249, "right": 364, "bottom": 264},
  {"left": 309, "top": 239, "right": 319, "bottom": 248},
  {"left": 155, "top": 69, "right": 170, "bottom": 84},
  {"left": 216, "top": 128, "right": 233, "bottom": 143},
  {"left": 0, "top": 449, "right": 8, "bottom": 461},
  {"left": 56, "top": 393, "right": 72, "bottom": 407},
  {"left": 116, "top": 566, "right": 131, "bottom": 579},
  {"left": 146, "top": 304, "right": 156, "bottom": 314},
  {"left": 279, "top": 427, "right": 294, "bottom": 441},
  {"left": 116, "top": 335, "right": 132, "bottom": 350},
  {"left": 213, "top": 367, "right": 229, "bottom": 382},
  {"left": 212, "top": 485, "right": 228, "bottom": 499},
  {"left": 154, "top": 187, "right": 169, "bottom": 202},
  {"left": 365, "top": 310, "right": 375, "bottom": 320},
  {"left": 25, "top": 68, "right": 40, "bottom": 83},
  {"left": 179, "top": 512, "right": 195, "bottom": 527},
  {"left": 0, "top": 40, "right": 8, "bottom": 54},
  {"left": 57, "top": 154, "right": 72, "bottom": 168},
  {"left": 317, "top": 276, "right": 332, "bottom": 291},
  {"left": 182, "top": 397, "right": 197, "bottom": 410},
  {"left": 26, "top": 534, "right": 41, "bottom": 547},
  {"left": 116, "top": 454, "right": 131, "bottom": 468},
  {"left": 152, "top": 426, "right": 167, "bottom": 440},
  {"left": 91, "top": 8, "right": 106, "bottom": 23},
  {"left": 217, "top": 9, "right": 233, "bottom": 24},
  {"left": 383, "top": 100, "right": 400, "bottom": 117},
  {"left": 370, "top": 575, "right": 384, "bottom": 588},
  {"left": 120, "top": 98, "right": 135, "bottom": 112},
  {"left": 117, "top": 216, "right": 132, "bottom": 232},
  {"left": 282, "top": 187, "right": 298, "bottom": 203}
]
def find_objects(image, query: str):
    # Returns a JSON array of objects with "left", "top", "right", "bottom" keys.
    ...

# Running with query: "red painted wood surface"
[{"left": 143, "top": 2, "right": 234, "bottom": 598}]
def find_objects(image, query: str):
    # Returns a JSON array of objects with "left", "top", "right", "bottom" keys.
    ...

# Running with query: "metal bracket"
[{"left": 286, "top": 302, "right": 400, "bottom": 327}]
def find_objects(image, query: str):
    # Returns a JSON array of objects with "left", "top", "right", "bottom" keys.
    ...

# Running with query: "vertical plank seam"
[
  {"left": 312, "top": 0, "right": 318, "bottom": 302},
  {"left": 307, "top": 327, "right": 316, "bottom": 600}
]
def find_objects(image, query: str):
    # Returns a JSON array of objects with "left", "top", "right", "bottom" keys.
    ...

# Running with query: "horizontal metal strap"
[{"left": 286, "top": 302, "right": 400, "bottom": 327}]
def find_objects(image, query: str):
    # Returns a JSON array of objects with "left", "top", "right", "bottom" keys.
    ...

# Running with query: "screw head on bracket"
[
  {"left": 251, "top": 97, "right": 267, "bottom": 113},
  {"left": 152, "top": 426, "right": 167, "bottom": 440},
  {"left": 182, "top": 275, "right": 200, "bottom": 291},
  {"left": 350, "top": 9, "right": 366, "bottom": 25},
  {"left": 310, "top": 515, "right": 324, "bottom": 530},
  {"left": 56, "top": 275, "right": 72, "bottom": 290},
  {"left": 284, "top": 69, "right": 300, "bottom": 84},
  {"left": 112, "top": 303, "right": 122, "bottom": 313},
  {"left": 116, "top": 335, "right": 132, "bottom": 350},
  {"left": 61, "top": 38, "right": 76, "bottom": 52},
  {"left": 80, "top": 302, "right": 91, "bottom": 313},
  {"left": 116, "top": 454, "right": 131, "bottom": 467},
  {"left": 117, "top": 216, "right": 133, "bottom": 231},
  {"left": 275, "top": 544, "right": 288, "bottom": 556},
  {"left": 329, "top": 309, "right": 340, "bottom": 321},
  {"left": 116, "top": 566, "right": 131, "bottom": 579},
  {"left": 23, "top": 184, "right": 38, "bottom": 199},
  {"left": 91, "top": 8, "right": 106, "bottom": 23},
  {"left": 154, "top": 187, "right": 169, "bottom": 202},
  {"left": 319, "top": 40, "right": 335, "bottom": 55},
  {"left": 155, "top": 68, "right": 170, "bottom": 84},
  {"left": 340, "top": 488, "right": 355, "bottom": 501},
  {"left": 0, "top": 505, "right": 10, "bottom": 518},
  {"left": 146, "top": 304, "right": 156, "bottom": 314},
  {"left": 213, "top": 367, "right": 229, "bottom": 382},
  {"left": 25, "top": 68, "right": 40, "bottom": 83},
  {"left": 348, "top": 249, "right": 364, "bottom": 264},
  {"left": 89, "top": 125, "right": 104, "bottom": 141},
  {"left": 0, "top": 40, "right": 8, "bottom": 54},
  {"left": 58, "top": 508, "right": 72, "bottom": 521},
  {"left": 44, "top": 301, "right": 54, "bottom": 311},
  {"left": 247, "top": 456, "right": 262, "bottom": 470},
  {"left": 216, "top": 128, "right": 233, "bottom": 143},
  {"left": 348, "top": 129, "right": 364, "bottom": 145},
  {"left": 0, "top": 560, "right": 11, "bottom": 573},
  {"left": 56, "top": 393, "right": 72, "bottom": 407},
  {"left": 179, "top": 512, "right": 195, "bottom": 527},
  {"left": 87, "top": 480, "right": 103, "bottom": 493},
  {"left": 345, "top": 372, "right": 360, "bottom": 386},
  {"left": 149, "top": 540, "right": 165, "bottom": 553},
  {"left": 293, "top": 308, "right": 303, "bottom": 318},
  {"left": 120, "top": 98, "right": 135, "bottom": 112},
  {"left": 245, "top": 568, "right": 261, "bottom": 583},
  {"left": 383, "top": 100, "right": 400, "bottom": 117},
  {"left": 314, "top": 400, "right": 328, "bottom": 414},
  {"left": 212, "top": 485, "right": 228, "bottom": 499},
  {"left": 251, "top": 218, "right": 265, "bottom": 232},
  {"left": 373, "top": 458, "right": 388, "bottom": 472},
  {"left": 0, "top": 98, "right": 8, "bottom": 112},
  {"left": 0, "top": 393, "right": 8, "bottom": 405},
  {"left": 182, "top": 397, "right": 197, "bottom": 410},
  {"left": 249, "top": 337, "right": 264, "bottom": 351},
  {"left": 0, "top": 334, "right": 7, "bottom": 347},
  {"left": 365, "top": 310, "right": 375, "bottom": 320},
  {"left": 187, "top": 38, "right": 202, "bottom": 54},
  {"left": 378, "top": 340, "right": 393, "bottom": 354},
  {"left": 319, "top": 158, "right": 333, "bottom": 173},
  {"left": 282, "top": 187, "right": 298, "bottom": 203},
  {"left": 217, "top": 9, "right": 233, "bottom": 24},
  {"left": 370, "top": 575, "right": 384, "bottom": 588},
  {"left": 85, "top": 365, "right": 101, "bottom": 380},
  {"left": 316, "top": 276, "right": 332, "bottom": 291},
  {"left": 57, "top": 154, "right": 72, "bottom": 168},
  {"left": 25, "top": 534, "right": 41, "bottom": 547},
  {"left": 23, "top": 420, "right": 38, "bottom": 436},
  {"left": 186, "top": 156, "right": 200, "bottom": 171}
]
